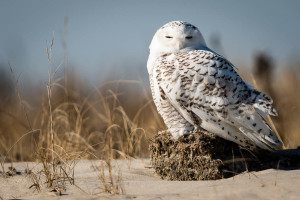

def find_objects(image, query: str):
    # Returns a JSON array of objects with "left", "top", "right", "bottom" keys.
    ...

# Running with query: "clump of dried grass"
[
  {"left": 92, "top": 158, "right": 125, "bottom": 194},
  {"left": 29, "top": 146, "right": 76, "bottom": 195},
  {"left": 150, "top": 131, "right": 300, "bottom": 181}
]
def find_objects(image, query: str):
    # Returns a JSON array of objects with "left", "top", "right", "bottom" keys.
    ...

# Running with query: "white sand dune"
[{"left": 0, "top": 159, "right": 299, "bottom": 200}]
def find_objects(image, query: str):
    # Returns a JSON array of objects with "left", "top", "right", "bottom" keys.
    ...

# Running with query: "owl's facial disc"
[
  {"left": 147, "top": 21, "right": 207, "bottom": 73},
  {"left": 158, "top": 26, "right": 198, "bottom": 50},
  {"left": 150, "top": 21, "right": 207, "bottom": 55}
]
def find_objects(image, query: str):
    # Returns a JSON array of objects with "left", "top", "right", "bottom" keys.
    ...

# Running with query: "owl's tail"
[{"left": 230, "top": 109, "right": 282, "bottom": 151}]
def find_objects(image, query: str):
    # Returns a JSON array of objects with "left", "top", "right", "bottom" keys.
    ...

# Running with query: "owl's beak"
[{"left": 175, "top": 41, "right": 184, "bottom": 50}]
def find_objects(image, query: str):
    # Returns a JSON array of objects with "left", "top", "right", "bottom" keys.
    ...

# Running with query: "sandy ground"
[{"left": 0, "top": 159, "right": 300, "bottom": 200}]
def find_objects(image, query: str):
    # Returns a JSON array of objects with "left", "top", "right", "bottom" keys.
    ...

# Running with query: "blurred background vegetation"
[{"left": 0, "top": 1, "right": 299, "bottom": 161}]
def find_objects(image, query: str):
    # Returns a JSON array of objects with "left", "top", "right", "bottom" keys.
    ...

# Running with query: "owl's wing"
[{"left": 153, "top": 50, "right": 282, "bottom": 151}]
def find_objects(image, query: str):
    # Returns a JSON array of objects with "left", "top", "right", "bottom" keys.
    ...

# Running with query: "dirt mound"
[{"left": 149, "top": 131, "right": 300, "bottom": 180}]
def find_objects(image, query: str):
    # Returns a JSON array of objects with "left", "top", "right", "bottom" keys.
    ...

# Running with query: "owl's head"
[{"left": 149, "top": 21, "right": 207, "bottom": 56}]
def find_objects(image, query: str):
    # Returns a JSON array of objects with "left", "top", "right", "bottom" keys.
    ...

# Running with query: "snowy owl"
[{"left": 147, "top": 21, "right": 282, "bottom": 151}]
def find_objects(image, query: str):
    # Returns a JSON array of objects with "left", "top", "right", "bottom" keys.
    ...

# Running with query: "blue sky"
[{"left": 0, "top": 0, "right": 300, "bottom": 83}]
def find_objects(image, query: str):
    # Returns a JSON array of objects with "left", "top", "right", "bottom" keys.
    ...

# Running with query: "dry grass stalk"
[
  {"left": 29, "top": 170, "right": 42, "bottom": 192},
  {"left": 46, "top": 33, "right": 55, "bottom": 173},
  {"left": 8, "top": 61, "right": 33, "bottom": 131},
  {"left": 33, "top": 145, "right": 76, "bottom": 194},
  {"left": 93, "top": 159, "right": 125, "bottom": 195},
  {"left": 0, "top": 62, "right": 38, "bottom": 177}
]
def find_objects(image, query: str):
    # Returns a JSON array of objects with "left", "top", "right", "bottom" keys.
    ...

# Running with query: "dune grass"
[{"left": 0, "top": 35, "right": 163, "bottom": 195}]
